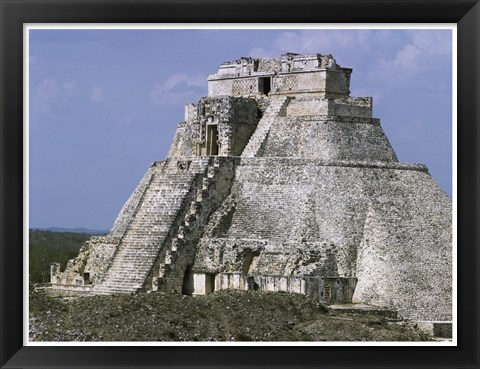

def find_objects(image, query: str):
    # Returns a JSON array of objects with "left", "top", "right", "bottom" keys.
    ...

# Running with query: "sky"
[{"left": 28, "top": 27, "right": 453, "bottom": 231}]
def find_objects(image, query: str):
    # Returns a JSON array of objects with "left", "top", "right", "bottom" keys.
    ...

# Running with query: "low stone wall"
[
  {"left": 192, "top": 272, "right": 357, "bottom": 304},
  {"left": 47, "top": 284, "right": 93, "bottom": 297}
]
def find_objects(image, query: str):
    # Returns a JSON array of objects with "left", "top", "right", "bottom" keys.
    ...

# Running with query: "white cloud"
[
  {"left": 248, "top": 47, "right": 274, "bottom": 58},
  {"left": 245, "top": 29, "right": 451, "bottom": 86},
  {"left": 150, "top": 73, "right": 206, "bottom": 106},
  {"left": 248, "top": 30, "right": 370, "bottom": 59},
  {"left": 90, "top": 86, "right": 104, "bottom": 103},
  {"left": 62, "top": 81, "right": 77, "bottom": 96},
  {"left": 368, "top": 30, "right": 452, "bottom": 82},
  {"left": 31, "top": 78, "right": 58, "bottom": 115},
  {"left": 393, "top": 44, "right": 422, "bottom": 68},
  {"left": 412, "top": 30, "right": 452, "bottom": 56},
  {"left": 31, "top": 78, "right": 78, "bottom": 115}
]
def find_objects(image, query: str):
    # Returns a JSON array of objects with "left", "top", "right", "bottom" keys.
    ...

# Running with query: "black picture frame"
[{"left": 1, "top": 0, "right": 479, "bottom": 368}]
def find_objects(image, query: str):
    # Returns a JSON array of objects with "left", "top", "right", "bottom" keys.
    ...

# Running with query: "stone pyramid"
[{"left": 50, "top": 53, "right": 452, "bottom": 327}]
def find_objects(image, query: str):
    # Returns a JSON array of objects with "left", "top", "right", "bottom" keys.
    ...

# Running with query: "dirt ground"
[{"left": 29, "top": 289, "right": 433, "bottom": 342}]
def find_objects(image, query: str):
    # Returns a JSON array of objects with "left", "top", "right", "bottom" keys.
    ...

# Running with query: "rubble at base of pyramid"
[{"left": 49, "top": 53, "right": 452, "bottom": 331}]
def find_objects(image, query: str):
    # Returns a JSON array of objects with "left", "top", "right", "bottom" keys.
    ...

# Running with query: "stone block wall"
[
  {"left": 286, "top": 97, "right": 372, "bottom": 118},
  {"left": 193, "top": 237, "right": 338, "bottom": 277},
  {"left": 221, "top": 159, "right": 374, "bottom": 276},
  {"left": 50, "top": 235, "right": 120, "bottom": 287},
  {"left": 192, "top": 157, "right": 451, "bottom": 321},
  {"left": 167, "top": 122, "right": 197, "bottom": 158},
  {"left": 325, "top": 69, "right": 352, "bottom": 97},
  {"left": 257, "top": 58, "right": 281, "bottom": 73},
  {"left": 167, "top": 96, "right": 259, "bottom": 158},
  {"left": 210, "top": 71, "right": 347, "bottom": 98},
  {"left": 208, "top": 78, "right": 234, "bottom": 97},
  {"left": 286, "top": 98, "right": 332, "bottom": 116},
  {"left": 333, "top": 97, "right": 372, "bottom": 118},
  {"left": 82, "top": 236, "right": 120, "bottom": 284},
  {"left": 272, "top": 71, "right": 326, "bottom": 96},
  {"left": 353, "top": 169, "right": 452, "bottom": 321},
  {"left": 207, "top": 54, "right": 351, "bottom": 98},
  {"left": 260, "top": 116, "right": 398, "bottom": 162}
]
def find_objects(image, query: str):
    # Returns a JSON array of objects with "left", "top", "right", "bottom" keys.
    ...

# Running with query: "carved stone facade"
[
  {"left": 50, "top": 53, "right": 452, "bottom": 330},
  {"left": 208, "top": 53, "right": 351, "bottom": 98}
]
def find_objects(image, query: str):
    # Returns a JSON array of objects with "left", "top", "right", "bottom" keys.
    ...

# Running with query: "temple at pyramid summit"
[{"left": 49, "top": 53, "right": 452, "bottom": 330}]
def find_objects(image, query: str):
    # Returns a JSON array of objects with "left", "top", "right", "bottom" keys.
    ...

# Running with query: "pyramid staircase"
[
  {"left": 241, "top": 96, "right": 293, "bottom": 157},
  {"left": 92, "top": 158, "right": 210, "bottom": 294},
  {"left": 152, "top": 156, "right": 226, "bottom": 292}
]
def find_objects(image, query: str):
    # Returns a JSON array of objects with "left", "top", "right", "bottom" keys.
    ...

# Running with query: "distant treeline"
[{"left": 29, "top": 230, "right": 93, "bottom": 284}]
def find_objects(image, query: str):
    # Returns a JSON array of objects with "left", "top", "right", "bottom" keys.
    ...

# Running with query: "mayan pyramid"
[{"left": 50, "top": 53, "right": 452, "bottom": 327}]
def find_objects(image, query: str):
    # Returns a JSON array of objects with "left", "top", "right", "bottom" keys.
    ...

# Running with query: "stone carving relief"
[
  {"left": 272, "top": 75, "right": 298, "bottom": 92},
  {"left": 232, "top": 78, "right": 257, "bottom": 95}
]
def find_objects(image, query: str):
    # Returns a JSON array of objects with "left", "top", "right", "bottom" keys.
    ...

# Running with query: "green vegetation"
[
  {"left": 29, "top": 290, "right": 432, "bottom": 342},
  {"left": 29, "top": 230, "right": 93, "bottom": 284}
]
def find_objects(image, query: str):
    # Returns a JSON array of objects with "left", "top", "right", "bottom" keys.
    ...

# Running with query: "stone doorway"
[
  {"left": 83, "top": 272, "right": 91, "bottom": 285},
  {"left": 247, "top": 276, "right": 259, "bottom": 291},
  {"left": 182, "top": 265, "right": 194, "bottom": 295},
  {"left": 258, "top": 77, "right": 271, "bottom": 95},
  {"left": 206, "top": 124, "right": 219, "bottom": 156},
  {"left": 205, "top": 273, "right": 216, "bottom": 294}
]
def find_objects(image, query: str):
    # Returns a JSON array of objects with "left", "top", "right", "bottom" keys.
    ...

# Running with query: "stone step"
[
  {"left": 94, "top": 283, "right": 139, "bottom": 289},
  {"left": 114, "top": 250, "right": 161, "bottom": 256},
  {"left": 101, "top": 282, "right": 143, "bottom": 288},
  {"left": 108, "top": 263, "right": 155, "bottom": 268},
  {"left": 115, "top": 247, "right": 162, "bottom": 253},
  {"left": 103, "top": 281, "right": 145, "bottom": 286},
  {"left": 93, "top": 288, "right": 138, "bottom": 294},
  {"left": 113, "top": 249, "right": 162, "bottom": 255},
  {"left": 101, "top": 284, "right": 144, "bottom": 289},
  {"left": 104, "top": 275, "right": 149, "bottom": 281},
  {"left": 113, "top": 251, "right": 162, "bottom": 257},
  {"left": 108, "top": 264, "right": 154, "bottom": 270},
  {"left": 114, "top": 252, "right": 162, "bottom": 258},
  {"left": 102, "top": 280, "right": 143, "bottom": 287},
  {"left": 108, "top": 260, "right": 157, "bottom": 267},
  {"left": 113, "top": 247, "right": 161, "bottom": 253},
  {"left": 107, "top": 267, "right": 153, "bottom": 273},
  {"left": 96, "top": 159, "right": 211, "bottom": 291}
]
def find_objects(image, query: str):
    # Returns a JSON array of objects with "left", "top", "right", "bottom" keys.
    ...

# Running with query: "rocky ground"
[{"left": 29, "top": 289, "right": 433, "bottom": 342}]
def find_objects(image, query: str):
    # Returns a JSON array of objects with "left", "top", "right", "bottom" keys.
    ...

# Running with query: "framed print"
[{"left": 1, "top": 1, "right": 479, "bottom": 368}]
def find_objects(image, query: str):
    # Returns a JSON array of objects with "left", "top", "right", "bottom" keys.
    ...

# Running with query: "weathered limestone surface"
[
  {"left": 259, "top": 117, "right": 397, "bottom": 161},
  {"left": 353, "top": 170, "right": 452, "bottom": 321},
  {"left": 168, "top": 96, "right": 260, "bottom": 158},
  {"left": 192, "top": 159, "right": 451, "bottom": 321},
  {"left": 51, "top": 235, "right": 120, "bottom": 287},
  {"left": 208, "top": 54, "right": 351, "bottom": 98},
  {"left": 50, "top": 53, "right": 451, "bottom": 327}
]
